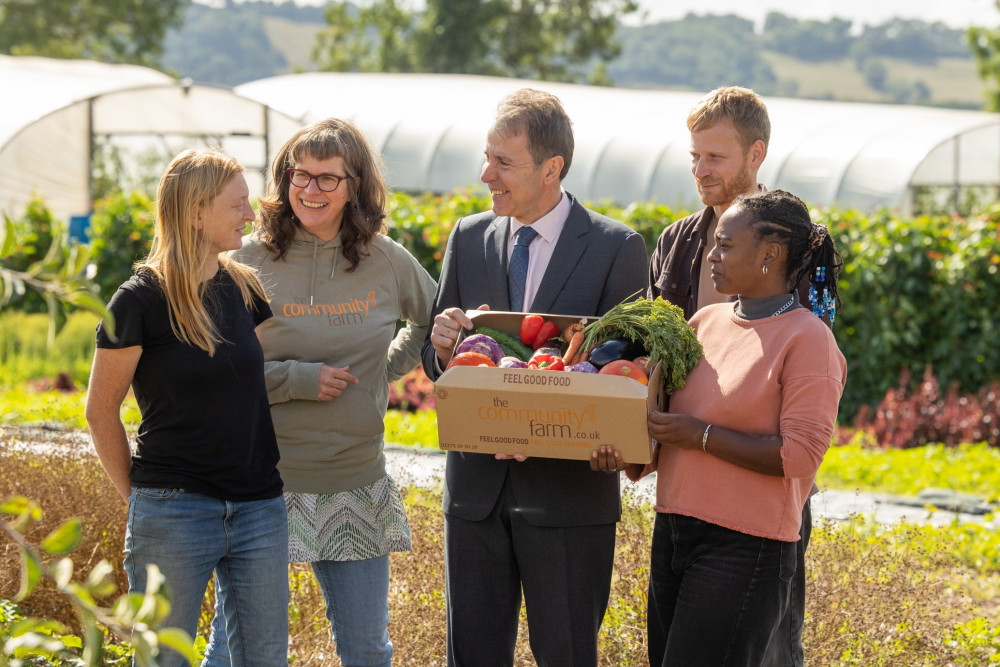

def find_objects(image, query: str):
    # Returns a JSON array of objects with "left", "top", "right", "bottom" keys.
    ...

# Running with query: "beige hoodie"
[{"left": 232, "top": 226, "right": 437, "bottom": 494}]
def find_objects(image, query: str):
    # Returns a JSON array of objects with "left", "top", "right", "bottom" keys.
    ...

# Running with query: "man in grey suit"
[{"left": 421, "top": 88, "right": 647, "bottom": 667}]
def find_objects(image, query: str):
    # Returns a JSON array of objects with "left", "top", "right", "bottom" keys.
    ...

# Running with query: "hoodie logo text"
[{"left": 280, "top": 290, "right": 378, "bottom": 327}]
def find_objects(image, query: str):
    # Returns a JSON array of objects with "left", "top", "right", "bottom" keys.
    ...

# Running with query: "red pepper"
[
  {"left": 519, "top": 314, "right": 544, "bottom": 346},
  {"left": 527, "top": 353, "right": 565, "bottom": 371},
  {"left": 532, "top": 320, "right": 560, "bottom": 349}
]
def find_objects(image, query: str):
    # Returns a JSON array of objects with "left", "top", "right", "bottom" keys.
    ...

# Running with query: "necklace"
[{"left": 771, "top": 296, "right": 795, "bottom": 317}]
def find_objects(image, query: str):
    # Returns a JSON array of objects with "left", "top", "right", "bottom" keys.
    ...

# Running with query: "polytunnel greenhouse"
[
  {"left": 3, "top": 58, "right": 999, "bottom": 222},
  {"left": 0, "top": 55, "right": 300, "bottom": 227},
  {"left": 236, "top": 72, "right": 1000, "bottom": 215}
]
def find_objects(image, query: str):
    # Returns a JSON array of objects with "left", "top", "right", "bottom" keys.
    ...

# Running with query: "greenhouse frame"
[
  {"left": 0, "top": 55, "right": 300, "bottom": 226},
  {"left": 3, "top": 57, "right": 1000, "bottom": 223},
  {"left": 236, "top": 72, "right": 1000, "bottom": 216}
]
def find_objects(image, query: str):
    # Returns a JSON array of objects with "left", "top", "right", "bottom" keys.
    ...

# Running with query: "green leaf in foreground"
[
  {"left": 6, "top": 616, "right": 68, "bottom": 639},
  {"left": 1, "top": 496, "right": 43, "bottom": 532},
  {"left": 42, "top": 517, "right": 82, "bottom": 555},
  {"left": 17, "top": 548, "right": 42, "bottom": 600},
  {"left": 156, "top": 627, "right": 199, "bottom": 663}
]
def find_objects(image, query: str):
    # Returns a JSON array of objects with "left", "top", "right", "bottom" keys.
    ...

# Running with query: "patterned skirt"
[{"left": 285, "top": 474, "right": 412, "bottom": 562}]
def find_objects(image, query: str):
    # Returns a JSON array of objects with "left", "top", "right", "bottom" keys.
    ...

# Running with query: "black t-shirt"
[{"left": 96, "top": 268, "right": 282, "bottom": 501}]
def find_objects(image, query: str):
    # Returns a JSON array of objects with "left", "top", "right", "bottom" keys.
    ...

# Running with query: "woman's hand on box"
[
  {"left": 590, "top": 444, "right": 624, "bottom": 474},
  {"left": 647, "top": 411, "right": 703, "bottom": 450}
]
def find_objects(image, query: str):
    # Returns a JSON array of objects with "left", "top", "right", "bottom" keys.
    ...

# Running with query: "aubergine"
[
  {"left": 532, "top": 343, "right": 564, "bottom": 358},
  {"left": 586, "top": 338, "right": 648, "bottom": 368}
]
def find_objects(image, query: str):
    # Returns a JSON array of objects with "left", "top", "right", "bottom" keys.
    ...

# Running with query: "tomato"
[
  {"left": 532, "top": 321, "right": 560, "bottom": 349},
  {"left": 598, "top": 359, "right": 648, "bottom": 385},
  {"left": 446, "top": 351, "right": 497, "bottom": 369},
  {"left": 519, "top": 314, "right": 544, "bottom": 346}
]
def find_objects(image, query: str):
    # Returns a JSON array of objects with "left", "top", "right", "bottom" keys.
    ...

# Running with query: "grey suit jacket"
[{"left": 421, "top": 194, "right": 648, "bottom": 527}]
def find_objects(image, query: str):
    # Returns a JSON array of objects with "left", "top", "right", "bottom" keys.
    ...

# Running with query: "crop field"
[
  {"left": 2, "top": 312, "right": 1000, "bottom": 665},
  {"left": 2, "top": 431, "right": 999, "bottom": 666}
]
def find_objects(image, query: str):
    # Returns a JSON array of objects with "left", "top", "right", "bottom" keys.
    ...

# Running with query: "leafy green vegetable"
[{"left": 582, "top": 296, "right": 702, "bottom": 394}]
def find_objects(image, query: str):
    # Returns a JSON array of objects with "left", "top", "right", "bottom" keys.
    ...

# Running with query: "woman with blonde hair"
[
  {"left": 225, "top": 117, "right": 436, "bottom": 666},
  {"left": 86, "top": 147, "right": 289, "bottom": 666}
]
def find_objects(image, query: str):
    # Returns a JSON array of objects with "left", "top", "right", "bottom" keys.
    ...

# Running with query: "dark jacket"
[
  {"left": 648, "top": 200, "right": 816, "bottom": 321},
  {"left": 421, "top": 194, "right": 648, "bottom": 527},
  {"left": 648, "top": 207, "right": 717, "bottom": 318}
]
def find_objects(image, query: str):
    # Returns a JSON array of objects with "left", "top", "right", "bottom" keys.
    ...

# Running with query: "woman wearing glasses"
[{"left": 227, "top": 118, "right": 437, "bottom": 666}]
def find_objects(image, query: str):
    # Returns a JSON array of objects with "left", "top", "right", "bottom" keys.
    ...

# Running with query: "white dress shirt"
[{"left": 506, "top": 191, "right": 571, "bottom": 312}]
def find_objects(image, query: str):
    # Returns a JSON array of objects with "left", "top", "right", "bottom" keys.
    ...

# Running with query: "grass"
[
  {"left": 805, "top": 518, "right": 1000, "bottom": 665},
  {"left": 0, "top": 312, "right": 97, "bottom": 388},
  {"left": 821, "top": 437, "right": 1000, "bottom": 503},
  {"left": 1, "top": 386, "right": 435, "bottom": 450},
  {"left": 0, "top": 386, "right": 141, "bottom": 431},
  {"left": 1, "top": 446, "right": 998, "bottom": 666}
]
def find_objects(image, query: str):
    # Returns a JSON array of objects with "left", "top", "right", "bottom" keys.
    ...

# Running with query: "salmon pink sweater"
[{"left": 639, "top": 303, "right": 846, "bottom": 541}]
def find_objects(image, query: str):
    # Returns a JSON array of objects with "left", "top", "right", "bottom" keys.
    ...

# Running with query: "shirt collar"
[{"left": 508, "top": 190, "right": 570, "bottom": 245}]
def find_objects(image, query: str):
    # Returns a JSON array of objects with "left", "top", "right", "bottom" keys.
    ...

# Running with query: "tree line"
[
  {"left": 607, "top": 13, "right": 973, "bottom": 97},
  {"left": 3, "top": 0, "right": 994, "bottom": 103}
]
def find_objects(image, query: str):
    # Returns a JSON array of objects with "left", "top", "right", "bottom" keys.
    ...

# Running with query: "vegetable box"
[{"left": 434, "top": 311, "right": 664, "bottom": 463}]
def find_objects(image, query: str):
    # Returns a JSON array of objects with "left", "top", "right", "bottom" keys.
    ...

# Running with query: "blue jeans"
[
  {"left": 124, "top": 488, "right": 289, "bottom": 667},
  {"left": 647, "top": 512, "right": 795, "bottom": 667},
  {"left": 312, "top": 556, "right": 393, "bottom": 667},
  {"left": 207, "top": 555, "right": 391, "bottom": 667}
]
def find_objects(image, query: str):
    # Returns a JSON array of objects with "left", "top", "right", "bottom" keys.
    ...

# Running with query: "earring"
[{"left": 762, "top": 263, "right": 768, "bottom": 275}]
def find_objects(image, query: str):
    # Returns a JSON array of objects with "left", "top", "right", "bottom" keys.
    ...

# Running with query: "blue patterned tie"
[{"left": 507, "top": 225, "right": 538, "bottom": 312}]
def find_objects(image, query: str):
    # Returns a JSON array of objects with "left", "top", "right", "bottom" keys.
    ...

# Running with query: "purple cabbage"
[
  {"left": 567, "top": 361, "right": 599, "bottom": 373},
  {"left": 455, "top": 333, "right": 504, "bottom": 365},
  {"left": 498, "top": 356, "right": 529, "bottom": 368}
]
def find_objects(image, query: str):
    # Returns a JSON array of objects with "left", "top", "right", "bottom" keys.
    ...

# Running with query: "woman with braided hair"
[{"left": 598, "top": 188, "right": 846, "bottom": 666}]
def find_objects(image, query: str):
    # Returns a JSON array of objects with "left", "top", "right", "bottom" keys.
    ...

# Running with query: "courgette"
[{"left": 475, "top": 326, "right": 533, "bottom": 361}]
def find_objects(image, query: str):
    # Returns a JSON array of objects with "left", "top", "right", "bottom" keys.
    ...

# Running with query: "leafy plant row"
[{"left": 4, "top": 191, "right": 1000, "bottom": 422}]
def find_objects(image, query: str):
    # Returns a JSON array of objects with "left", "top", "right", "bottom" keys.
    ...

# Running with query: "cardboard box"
[{"left": 434, "top": 311, "right": 663, "bottom": 464}]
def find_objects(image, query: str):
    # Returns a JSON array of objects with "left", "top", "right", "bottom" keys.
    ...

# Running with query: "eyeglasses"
[{"left": 287, "top": 168, "right": 355, "bottom": 192}]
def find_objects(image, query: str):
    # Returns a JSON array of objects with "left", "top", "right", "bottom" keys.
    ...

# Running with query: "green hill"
[
  {"left": 163, "top": 5, "right": 989, "bottom": 110},
  {"left": 763, "top": 52, "right": 984, "bottom": 107}
]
